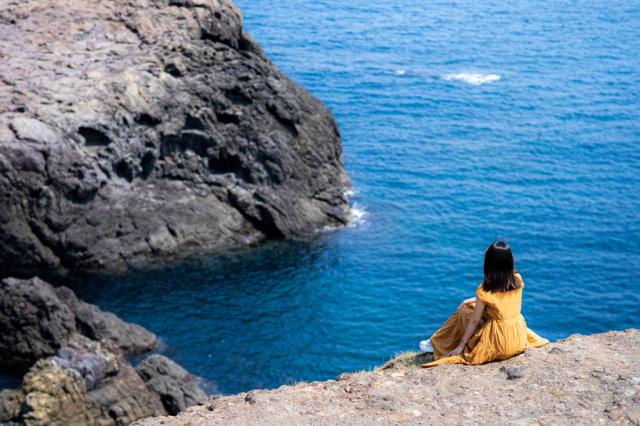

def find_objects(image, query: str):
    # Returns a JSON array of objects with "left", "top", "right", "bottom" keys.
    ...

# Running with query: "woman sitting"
[{"left": 420, "top": 241, "right": 548, "bottom": 368}]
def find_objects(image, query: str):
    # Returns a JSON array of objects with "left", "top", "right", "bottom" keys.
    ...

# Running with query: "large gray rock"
[
  {"left": 136, "top": 355, "right": 208, "bottom": 415},
  {"left": 0, "top": 0, "right": 351, "bottom": 272},
  {"left": 0, "top": 277, "right": 77, "bottom": 367},
  {"left": 55, "top": 286, "right": 157, "bottom": 354},
  {"left": 0, "top": 277, "right": 157, "bottom": 369}
]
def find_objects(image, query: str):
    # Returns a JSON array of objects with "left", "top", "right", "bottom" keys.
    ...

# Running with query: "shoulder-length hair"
[{"left": 482, "top": 241, "right": 521, "bottom": 292}]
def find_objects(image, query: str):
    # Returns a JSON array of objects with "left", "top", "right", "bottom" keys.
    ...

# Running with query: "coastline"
[{"left": 134, "top": 329, "right": 640, "bottom": 425}]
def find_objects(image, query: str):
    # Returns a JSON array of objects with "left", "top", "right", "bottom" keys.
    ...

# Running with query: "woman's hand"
[
  {"left": 449, "top": 343, "right": 464, "bottom": 357},
  {"left": 457, "top": 297, "right": 476, "bottom": 312}
]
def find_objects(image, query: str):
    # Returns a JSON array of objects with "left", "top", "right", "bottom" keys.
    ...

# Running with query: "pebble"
[{"left": 500, "top": 366, "right": 525, "bottom": 380}]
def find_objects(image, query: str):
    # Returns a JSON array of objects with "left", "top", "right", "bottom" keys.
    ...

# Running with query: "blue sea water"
[{"left": 3, "top": 0, "right": 640, "bottom": 394}]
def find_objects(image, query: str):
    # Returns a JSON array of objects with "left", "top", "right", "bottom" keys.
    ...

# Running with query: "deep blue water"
[{"left": 3, "top": 0, "right": 640, "bottom": 394}]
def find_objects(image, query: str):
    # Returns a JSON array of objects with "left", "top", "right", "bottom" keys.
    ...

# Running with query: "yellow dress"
[{"left": 421, "top": 274, "right": 548, "bottom": 368}]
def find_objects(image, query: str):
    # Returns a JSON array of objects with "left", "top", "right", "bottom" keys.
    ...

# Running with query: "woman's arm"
[
  {"left": 449, "top": 298, "right": 485, "bottom": 357},
  {"left": 456, "top": 297, "right": 476, "bottom": 312}
]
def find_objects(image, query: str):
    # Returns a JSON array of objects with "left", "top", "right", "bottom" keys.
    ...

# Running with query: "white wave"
[
  {"left": 313, "top": 202, "right": 368, "bottom": 234},
  {"left": 344, "top": 189, "right": 355, "bottom": 198},
  {"left": 395, "top": 69, "right": 406, "bottom": 75},
  {"left": 443, "top": 73, "right": 501, "bottom": 85},
  {"left": 244, "top": 232, "right": 261, "bottom": 244},
  {"left": 348, "top": 202, "right": 368, "bottom": 227}
]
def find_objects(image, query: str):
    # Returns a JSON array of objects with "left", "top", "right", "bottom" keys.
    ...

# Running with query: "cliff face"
[
  {"left": 0, "top": 0, "right": 351, "bottom": 271},
  {"left": 134, "top": 329, "right": 640, "bottom": 425}
]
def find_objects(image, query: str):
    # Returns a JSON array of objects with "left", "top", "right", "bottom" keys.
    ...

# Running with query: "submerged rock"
[
  {"left": 0, "top": 0, "right": 351, "bottom": 272},
  {"left": 0, "top": 277, "right": 157, "bottom": 371}
]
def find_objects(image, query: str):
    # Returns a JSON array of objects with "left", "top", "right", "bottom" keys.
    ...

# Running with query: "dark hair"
[{"left": 482, "top": 241, "right": 521, "bottom": 292}]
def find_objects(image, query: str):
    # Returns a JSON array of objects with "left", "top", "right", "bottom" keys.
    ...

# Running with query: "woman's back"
[{"left": 476, "top": 273, "right": 524, "bottom": 321}]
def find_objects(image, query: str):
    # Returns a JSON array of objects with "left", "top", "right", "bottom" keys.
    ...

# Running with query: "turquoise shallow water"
[{"left": 2, "top": 0, "right": 640, "bottom": 394}]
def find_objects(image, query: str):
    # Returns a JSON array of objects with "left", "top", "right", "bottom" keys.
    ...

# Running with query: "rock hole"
[
  {"left": 224, "top": 89, "right": 252, "bottom": 106},
  {"left": 140, "top": 152, "right": 156, "bottom": 179},
  {"left": 184, "top": 116, "right": 205, "bottom": 131},
  {"left": 208, "top": 152, "right": 245, "bottom": 178},
  {"left": 272, "top": 115, "right": 297, "bottom": 137},
  {"left": 161, "top": 133, "right": 209, "bottom": 159},
  {"left": 114, "top": 160, "right": 134, "bottom": 182},
  {"left": 65, "top": 187, "right": 97, "bottom": 204},
  {"left": 135, "top": 114, "right": 161, "bottom": 127},
  {"left": 79, "top": 127, "right": 110, "bottom": 147},
  {"left": 216, "top": 112, "right": 239, "bottom": 125},
  {"left": 165, "top": 63, "right": 182, "bottom": 77},
  {"left": 201, "top": 32, "right": 218, "bottom": 43}
]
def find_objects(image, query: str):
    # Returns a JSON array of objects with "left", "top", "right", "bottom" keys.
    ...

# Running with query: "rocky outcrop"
[
  {"left": 0, "top": 0, "right": 351, "bottom": 272},
  {"left": 0, "top": 277, "right": 157, "bottom": 370},
  {"left": 55, "top": 286, "right": 157, "bottom": 355},
  {"left": 0, "top": 335, "right": 167, "bottom": 426},
  {"left": 136, "top": 355, "right": 207, "bottom": 415},
  {"left": 134, "top": 329, "right": 640, "bottom": 425},
  {"left": 0, "top": 277, "right": 208, "bottom": 425}
]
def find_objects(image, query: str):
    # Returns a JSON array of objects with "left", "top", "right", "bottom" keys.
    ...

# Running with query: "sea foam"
[
  {"left": 443, "top": 73, "right": 501, "bottom": 85},
  {"left": 348, "top": 202, "right": 368, "bottom": 227}
]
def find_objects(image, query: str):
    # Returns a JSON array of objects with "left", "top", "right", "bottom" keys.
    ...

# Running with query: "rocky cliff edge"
[{"left": 134, "top": 329, "right": 640, "bottom": 425}]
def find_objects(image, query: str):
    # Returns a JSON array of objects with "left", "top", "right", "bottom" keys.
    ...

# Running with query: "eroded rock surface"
[
  {"left": 0, "top": 276, "right": 157, "bottom": 370},
  {"left": 0, "top": 335, "right": 167, "bottom": 426},
  {"left": 0, "top": 0, "right": 350, "bottom": 272},
  {"left": 134, "top": 329, "right": 640, "bottom": 425}
]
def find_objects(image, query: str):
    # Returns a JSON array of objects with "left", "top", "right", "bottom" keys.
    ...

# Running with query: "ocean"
[{"left": 2, "top": 0, "right": 639, "bottom": 394}]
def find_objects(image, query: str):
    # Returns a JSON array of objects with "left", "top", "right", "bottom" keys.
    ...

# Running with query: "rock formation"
[
  {"left": 136, "top": 355, "right": 207, "bottom": 415},
  {"left": 0, "top": 0, "right": 351, "bottom": 272},
  {"left": 0, "top": 277, "right": 208, "bottom": 425},
  {"left": 0, "top": 277, "right": 157, "bottom": 371},
  {"left": 133, "top": 329, "right": 640, "bottom": 425},
  {"left": 0, "top": 335, "right": 167, "bottom": 426}
]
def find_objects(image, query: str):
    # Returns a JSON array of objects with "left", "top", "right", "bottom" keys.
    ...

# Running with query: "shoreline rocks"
[
  {"left": 133, "top": 329, "right": 640, "bottom": 425},
  {"left": 0, "top": 336, "right": 167, "bottom": 426},
  {"left": 136, "top": 355, "right": 207, "bottom": 416},
  {"left": 0, "top": 277, "right": 157, "bottom": 371},
  {"left": 0, "top": 0, "right": 351, "bottom": 273},
  {"left": 0, "top": 277, "right": 208, "bottom": 425}
]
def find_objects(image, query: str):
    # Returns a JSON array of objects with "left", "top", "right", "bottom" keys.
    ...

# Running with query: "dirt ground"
[{"left": 135, "top": 329, "right": 640, "bottom": 425}]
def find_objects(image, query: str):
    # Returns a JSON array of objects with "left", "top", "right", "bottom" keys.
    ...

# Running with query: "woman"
[{"left": 420, "top": 241, "right": 548, "bottom": 368}]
